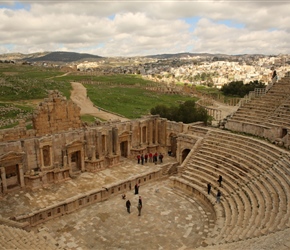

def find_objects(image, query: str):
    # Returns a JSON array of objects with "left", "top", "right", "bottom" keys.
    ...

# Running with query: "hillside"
[{"left": 24, "top": 51, "right": 103, "bottom": 63}]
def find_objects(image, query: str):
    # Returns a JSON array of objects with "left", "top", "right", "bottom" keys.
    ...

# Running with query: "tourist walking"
[
  {"left": 141, "top": 154, "right": 144, "bottom": 165},
  {"left": 154, "top": 152, "right": 158, "bottom": 164},
  {"left": 137, "top": 196, "right": 142, "bottom": 216},
  {"left": 149, "top": 152, "right": 153, "bottom": 162},
  {"left": 218, "top": 175, "right": 223, "bottom": 187},
  {"left": 207, "top": 183, "right": 211, "bottom": 195},
  {"left": 159, "top": 153, "right": 163, "bottom": 163},
  {"left": 126, "top": 199, "right": 131, "bottom": 213},
  {"left": 216, "top": 190, "right": 221, "bottom": 203},
  {"left": 137, "top": 154, "right": 141, "bottom": 164},
  {"left": 145, "top": 153, "right": 148, "bottom": 163},
  {"left": 134, "top": 183, "right": 139, "bottom": 195}
]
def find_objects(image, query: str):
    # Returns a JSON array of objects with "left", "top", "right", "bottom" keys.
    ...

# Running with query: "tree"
[
  {"left": 150, "top": 100, "right": 209, "bottom": 124},
  {"left": 221, "top": 80, "right": 265, "bottom": 97}
]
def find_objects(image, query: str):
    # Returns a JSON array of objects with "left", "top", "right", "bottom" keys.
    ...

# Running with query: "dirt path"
[
  {"left": 70, "top": 82, "right": 129, "bottom": 122},
  {"left": 70, "top": 81, "right": 237, "bottom": 123}
]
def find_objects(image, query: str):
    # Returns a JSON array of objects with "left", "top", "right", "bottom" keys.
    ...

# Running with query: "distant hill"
[
  {"left": 24, "top": 51, "right": 103, "bottom": 63},
  {"left": 145, "top": 52, "right": 218, "bottom": 59}
]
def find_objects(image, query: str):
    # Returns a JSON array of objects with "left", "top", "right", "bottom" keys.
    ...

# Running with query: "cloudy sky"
[{"left": 0, "top": 0, "right": 289, "bottom": 57}]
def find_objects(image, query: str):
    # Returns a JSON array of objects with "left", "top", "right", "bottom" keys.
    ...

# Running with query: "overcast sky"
[{"left": 0, "top": 0, "right": 289, "bottom": 57}]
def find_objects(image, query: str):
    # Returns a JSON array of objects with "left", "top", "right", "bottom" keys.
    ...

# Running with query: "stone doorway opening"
[
  {"left": 170, "top": 134, "right": 177, "bottom": 157},
  {"left": 181, "top": 149, "right": 191, "bottom": 162},
  {"left": 5, "top": 164, "right": 20, "bottom": 190},
  {"left": 71, "top": 151, "right": 81, "bottom": 173},
  {"left": 120, "top": 141, "right": 128, "bottom": 157}
]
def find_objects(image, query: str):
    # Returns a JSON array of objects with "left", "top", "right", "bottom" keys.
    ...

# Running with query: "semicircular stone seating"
[{"left": 180, "top": 128, "right": 290, "bottom": 246}]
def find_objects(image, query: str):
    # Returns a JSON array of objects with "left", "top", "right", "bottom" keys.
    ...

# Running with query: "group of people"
[
  {"left": 207, "top": 175, "right": 223, "bottom": 203},
  {"left": 137, "top": 152, "right": 164, "bottom": 165}
]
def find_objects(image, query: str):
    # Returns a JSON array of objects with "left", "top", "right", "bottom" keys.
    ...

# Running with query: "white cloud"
[{"left": 0, "top": 1, "right": 289, "bottom": 56}]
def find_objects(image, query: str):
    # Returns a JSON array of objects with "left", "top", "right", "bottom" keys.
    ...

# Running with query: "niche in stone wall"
[
  {"left": 169, "top": 134, "right": 178, "bottom": 157},
  {"left": 71, "top": 151, "right": 81, "bottom": 172},
  {"left": 39, "top": 137, "right": 53, "bottom": 169},
  {"left": 66, "top": 140, "right": 84, "bottom": 174},
  {"left": 42, "top": 145, "right": 51, "bottom": 167},
  {"left": 0, "top": 151, "right": 25, "bottom": 193},
  {"left": 142, "top": 126, "right": 147, "bottom": 144},
  {"left": 119, "top": 131, "right": 130, "bottom": 157},
  {"left": 5, "top": 164, "right": 20, "bottom": 189}
]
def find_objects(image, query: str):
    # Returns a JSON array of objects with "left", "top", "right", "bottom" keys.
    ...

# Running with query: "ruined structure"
[
  {"left": 0, "top": 76, "right": 290, "bottom": 249},
  {"left": 0, "top": 90, "right": 186, "bottom": 197}
]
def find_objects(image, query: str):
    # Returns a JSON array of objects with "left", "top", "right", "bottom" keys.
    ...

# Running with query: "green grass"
[
  {"left": 80, "top": 114, "right": 106, "bottom": 123},
  {"left": 85, "top": 84, "right": 197, "bottom": 119},
  {"left": 58, "top": 73, "right": 158, "bottom": 86},
  {"left": 0, "top": 64, "right": 201, "bottom": 126}
]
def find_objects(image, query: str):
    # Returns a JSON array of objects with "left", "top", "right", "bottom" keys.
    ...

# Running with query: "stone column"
[
  {"left": 113, "top": 127, "right": 119, "bottom": 155},
  {"left": 148, "top": 120, "right": 153, "bottom": 145},
  {"left": 68, "top": 153, "right": 72, "bottom": 176},
  {"left": 128, "top": 132, "right": 132, "bottom": 157},
  {"left": 108, "top": 131, "right": 113, "bottom": 156},
  {"left": 97, "top": 131, "right": 103, "bottom": 159},
  {"left": 49, "top": 146, "right": 53, "bottom": 167},
  {"left": 81, "top": 147, "right": 85, "bottom": 172},
  {"left": 63, "top": 155, "right": 68, "bottom": 168},
  {"left": 0, "top": 167, "right": 7, "bottom": 193},
  {"left": 91, "top": 146, "right": 96, "bottom": 161},
  {"left": 155, "top": 119, "right": 159, "bottom": 145},
  {"left": 39, "top": 146, "right": 44, "bottom": 168},
  {"left": 18, "top": 164, "right": 25, "bottom": 188}
]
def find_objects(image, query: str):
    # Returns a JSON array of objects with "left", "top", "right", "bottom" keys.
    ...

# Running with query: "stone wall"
[
  {"left": 32, "top": 90, "right": 82, "bottom": 136},
  {"left": 0, "top": 91, "right": 193, "bottom": 196}
]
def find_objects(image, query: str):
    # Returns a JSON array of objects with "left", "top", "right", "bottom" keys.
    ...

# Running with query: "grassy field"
[
  {"left": 85, "top": 84, "right": 195, "bottom": 118},
  {"left": 0, "top": 64, "right": 199, "bottom": 128}
]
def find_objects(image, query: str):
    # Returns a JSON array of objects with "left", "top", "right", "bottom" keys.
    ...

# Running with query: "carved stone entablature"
[
  {"left": 0, "top": 151, "right": 25, "bottom": 166},
  {"left": 38, "top": 136, "right": 53, "bottom": 148}
]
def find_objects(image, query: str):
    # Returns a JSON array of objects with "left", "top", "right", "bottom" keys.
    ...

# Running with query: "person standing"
[
  {"left": 126, "top": 199, "right": 131, "bottom": 213},
  {"left": 216, "top": 190, "right": 221, "bottom": 203},
  {"left": 134, "top": 183, "right": 139, "bottom": 195},
  {"left": 159, "top": 153, "right": 163, "bottom": 163},
  {"left": 141, "top": 154, "right": 144, "bottom": 165},
  {"left": 144, "top": 153, "right": 148, "bottom": 163},
  {"left": 137, "top": 196, "right": 142, "bottom": 216},
  {"left": 154, "top": 152, "right": 158, "bottom": 164},
  {"left": 218, "top": 175, "right": 223, "bottom": 187},
  {"left": 207, "top": 183, "right": 211, "bottom": 195},
  {"left": 149, "top": 152, "right": 153, "bottom": 162},
  {"left": 272, "top": 69, "right": 277, "bottom": 83},
  {"left": 137, "top": 154, "right": 141, "bottom": 164}
]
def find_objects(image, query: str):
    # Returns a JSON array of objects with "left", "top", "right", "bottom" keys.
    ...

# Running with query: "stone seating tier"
[{"left": 179, "top": 129, "right": 290, "bottom": 244}]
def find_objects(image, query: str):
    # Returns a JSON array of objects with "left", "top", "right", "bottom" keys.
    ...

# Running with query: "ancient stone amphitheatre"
[{"left": 0, "top": 74, "right": 289, "bottom": 250}]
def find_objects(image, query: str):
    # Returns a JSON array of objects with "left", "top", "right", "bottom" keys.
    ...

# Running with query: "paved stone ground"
[
  {"left": 34, "top": 179, "right": 214, "bottom": 250},
  {"left": 1, "top": 155, "right": 289, "bottom": 250},
  {"left": 0, "top": 157, "right": 176, "bottom": 218}
]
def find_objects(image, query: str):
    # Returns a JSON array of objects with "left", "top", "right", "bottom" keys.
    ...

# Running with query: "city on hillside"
[{"left": 1, "top": 52, "right": 290, "bottom": 89}]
